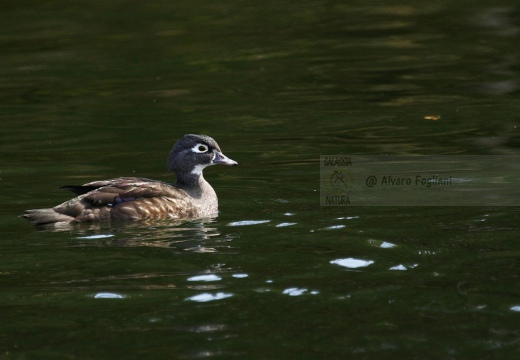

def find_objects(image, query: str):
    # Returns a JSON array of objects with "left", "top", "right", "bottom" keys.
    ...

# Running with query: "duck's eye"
[{"left": 192, "top": 144, "right": 209, "bottom": 153}]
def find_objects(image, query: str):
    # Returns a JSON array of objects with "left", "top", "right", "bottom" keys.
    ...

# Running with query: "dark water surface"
[{"left": 2, "top": 0, "right": 520, "bottom": 358}]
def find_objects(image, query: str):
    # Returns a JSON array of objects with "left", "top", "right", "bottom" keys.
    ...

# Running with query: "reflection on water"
[
  {"left": 474, "top": 7, "right": 520, "bottom": 37},
  {"left": 389, "top": 263, "right": 418, "bottom": 271},
  {"left": 186, "top": 292, "right": 233, "bottom": 302},
  {"left": 62, "top": 218, "right": 230, "bottom": 251},
  {"left": 227, "top": 220, "right": 271, "bottom": 226},
  {"left": 282, "top": 287, "right": 319, "bottom": 296},
  {"left": 187, "top": 274, "right": 222, "bottom": 282},
  {"left": 472, "top": 7, "right": 520, "bottom": 99},
  {"left": 93, "top": 292, "right": 126, "bottom": 299},
  {"left": 330, "top": 257, "right": 375, "bottom": 269}
]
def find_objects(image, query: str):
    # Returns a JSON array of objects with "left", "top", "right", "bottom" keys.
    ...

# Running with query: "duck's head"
[{"left": 167, "top": 134, "right": 238, "bottom": 178}]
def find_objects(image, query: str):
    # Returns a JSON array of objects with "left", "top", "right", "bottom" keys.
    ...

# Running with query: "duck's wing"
[
  {"left": 76, "top": 178, "right": 193, "bottom": 221},
  {"left": 76, "top": 177, "right": 183, "bottom": 206},
  {"left": 23, "top": 178, "right": 188, "bottom": 225},
  {"left": 61, "top": 177, "right": 153, "bottom": 196}
]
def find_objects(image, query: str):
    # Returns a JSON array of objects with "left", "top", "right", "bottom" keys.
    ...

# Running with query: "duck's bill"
[{"left": 212, "top": 151, "right": 238, "bottom": 166}]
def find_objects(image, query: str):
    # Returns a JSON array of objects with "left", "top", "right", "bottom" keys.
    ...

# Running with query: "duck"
[{"left": 21, "top": 134, "right": 238, "bottom": 226}]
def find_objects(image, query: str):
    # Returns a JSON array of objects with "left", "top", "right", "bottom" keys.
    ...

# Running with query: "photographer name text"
[{"left": 366, "top": 175, "right": 453, "bottom": 188}]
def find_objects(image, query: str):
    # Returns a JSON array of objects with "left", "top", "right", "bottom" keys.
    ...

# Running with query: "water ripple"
[
  {"left": 186, "top": 292, "right": 233, "bottom": 302},
  {"left": 282, "top": 288, "right": 319, "bottom": 296},
  {"left": 324, "top": 225, "right": 346, "bottom": 230},
  {"left": 187, "top": 274, "right": 222, "bottom": 282},
  {"left": 330, "top": 258, "right": 375, "bottom": 268},
  {"left": 276, "top": 222, "right": 297, "bottom": 227},
  {"left": 389, "top": 264, "right": 418, "bottom": 271},
  {"left": 232, "top": 273, "right": 249, "bottom": 278},
  {"left": 93, "top": 292, "right": 126, "bottom": 299},
  {"left": 227, "top": 220, "right": 271, "bottom": 226},
  {"left": 76, "top": 234, "right": 115, "bottom": 240}
]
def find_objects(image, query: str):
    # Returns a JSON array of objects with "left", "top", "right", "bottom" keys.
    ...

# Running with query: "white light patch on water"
[
  {"left": 284, "top": 212, "right": 295, "bottom": 216},
  {"left": 76, "top": 234, "right": 115, "bottom": 240},
  {"left": 336, "top": 216, "right": 359, "bottom": 220},
  {"left": 510, "top": 306, "right": 520, "bottom": 312},
  {"left": 282, "top": 288, "right": 320, "bottom": 296},
  {"left": 283, "top": 288, "right": 307, "bottom": 296},
  {"left": 330, "top": 258, "right": 374, "bottom": 268},
  {"left": 93, "top": 292, "right": 126, "bottom": 299},
  {"left": 255, "top": 288, "right": 271, "bottom": 293},
  {"left": 368, "top": 239, "right": 397, "bottom": 248},
  {"left": 232, "top": 273, "right": 248, "bottom": 278},
  {"left": 418, "top": 250, "right": 438, "bottom": 255},
  {"left": 380, "top": 241, "right": 396, "bottom": 248},
  {"left": 389, "top": 265, "right": 407, "bottom": 271},
  {"left": 389, "top": 264, "right": 418, "bottom": 271},
  {"left": 187, "top": 274, "right": 222, "bottom": 282},
  {"left": 276, "top": 222, "right": 297, "bottom": 227},
  {"left": 227, "top": 220, "right": 271, "bottom": 226},
  {"left": 324, "top": 225, "right": 345, "bottom": 230},
  {"left": 186, "top": 292, "right": 233, "bottom": 302}
]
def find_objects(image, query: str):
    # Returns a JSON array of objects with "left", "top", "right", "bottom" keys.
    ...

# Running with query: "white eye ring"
[{"left": 192, "top": 143, "right": 209, "bottom": 153}]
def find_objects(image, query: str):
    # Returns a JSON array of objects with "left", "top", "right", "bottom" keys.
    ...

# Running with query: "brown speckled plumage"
[{"left": 22, "top": 134, "right": 237, "bottom": 226}]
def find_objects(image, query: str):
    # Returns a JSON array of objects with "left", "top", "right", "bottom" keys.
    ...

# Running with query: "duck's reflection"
[{"left": 43, "top": 218, "right": 236, "bottom": 252}]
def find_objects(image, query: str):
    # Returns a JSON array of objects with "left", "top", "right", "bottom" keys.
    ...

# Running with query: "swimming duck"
[{"left": 22, "top": 134, "right": 238, "bottom": 225}]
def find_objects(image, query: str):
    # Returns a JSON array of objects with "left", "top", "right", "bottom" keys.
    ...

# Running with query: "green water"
[{"left": 2, "top": 0, "right": 520, "bottom": 358}]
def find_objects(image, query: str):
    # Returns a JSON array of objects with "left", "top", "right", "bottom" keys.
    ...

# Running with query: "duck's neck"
[{"left": 174, "top": 172, "right": 216, "bottom": 201}]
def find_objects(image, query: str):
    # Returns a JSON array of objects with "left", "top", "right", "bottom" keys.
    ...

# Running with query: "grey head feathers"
[
  {"left": 167, "top": 134, "right": 220, "bottom": 174},
  {"left": 167, "top": 134, "right": 237, "bottom": 191}
]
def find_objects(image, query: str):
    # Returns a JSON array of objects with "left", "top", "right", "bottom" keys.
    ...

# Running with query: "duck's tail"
[{"left": 21, "top": 208, "right": 74, "bottom": 225}]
